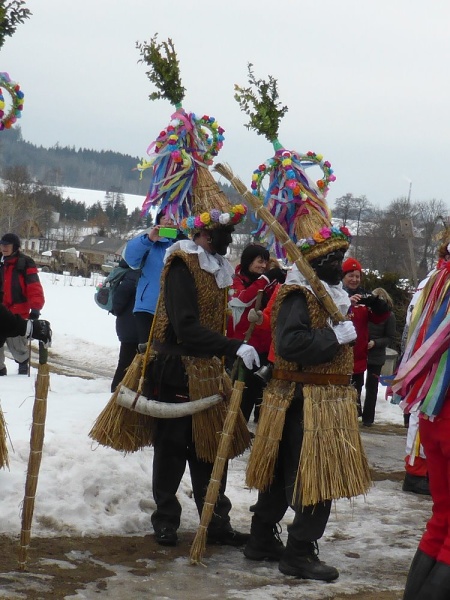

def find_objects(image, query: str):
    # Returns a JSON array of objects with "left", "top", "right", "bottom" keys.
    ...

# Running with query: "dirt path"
[{"left": 0, "top": 533, "right": 404, "bottom": 600}]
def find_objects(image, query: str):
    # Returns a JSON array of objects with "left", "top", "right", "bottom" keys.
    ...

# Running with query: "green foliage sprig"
[
  {"left": 234, "top": 63, "right": 288, "bottom": 143},
  {"left": 0, "top": 0, "right": 31, "bottom": 50},
  {"left": 136, "top": 34, "right": 186, "bottom": 106}
]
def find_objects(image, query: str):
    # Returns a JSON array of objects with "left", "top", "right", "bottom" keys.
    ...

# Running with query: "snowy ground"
[{"left": 0, "top": 273, "right": 430, "bottom": 599}]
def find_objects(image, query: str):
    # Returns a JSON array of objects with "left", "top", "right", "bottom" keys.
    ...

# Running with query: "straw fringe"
[
  {"left": 186, "top": 358, "right": 249, "bottom": 462},
  {"left": 296, "top": 385, "right": 371, "bottom": 506},
  {"left": 0, "top": 403, "right": 9, "bottom": 470},
  {"left": 88, "top": 354, "right": 155, "bottom": 453},
  {"left": 246, "top": 379, "right": 295, "bottom": 490}
]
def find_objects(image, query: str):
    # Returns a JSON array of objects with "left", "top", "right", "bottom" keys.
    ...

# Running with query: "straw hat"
[
  {"left": 251, "top": 148, "right": 351, "bottom": 262},
  {"left": 234, "top": 65, "right": 351, "bottom": 261},
  {"left": 135, "top": 36, "right": 247, "bottom": 235}
]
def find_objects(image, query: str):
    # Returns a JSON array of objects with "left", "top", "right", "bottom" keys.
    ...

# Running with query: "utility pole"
[{"left": 399, "top": 182, "right": 418, "bottom": 288}]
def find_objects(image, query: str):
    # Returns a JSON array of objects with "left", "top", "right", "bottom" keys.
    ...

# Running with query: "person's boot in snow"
[
  {"left": 244, "top": 514, "right": 284, "bottom": 561},
  {"left": 402, "top": 473, "right": 430, "bottom": 495},
  {"left": 18, "top": 359, "right": 28, "bottom": 375},
  {"left": 279, "top": 538, "right": 339, "bottom": 581},
  {"left": 403, "top": 548, "right": 436, "bottom": 599},
  {"left": 414, "top": 561, "right": 450, "bottom": 600}
]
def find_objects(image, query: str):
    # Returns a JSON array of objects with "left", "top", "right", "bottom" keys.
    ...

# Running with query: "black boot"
[
  {"left": 415, "top": 561, "right": 450, "bottom": 600},
  {"left": 244, "top": 515, "right": 285, "bottom": 561},
  {"left": 402, "top": 473, "right": 430, "bottom": 495},
  {"left": 403, "top": 548, "right": 436, "bottom": 600},
  {"left": 279, "top": 538, "right": 339, "bottom": 582},
  {"left": 18, "top": 359, "right": 28, "bottom": 375}
]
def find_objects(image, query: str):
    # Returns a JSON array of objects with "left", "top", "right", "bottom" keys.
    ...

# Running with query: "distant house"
[
  {"left": 17, "top": 220, "right": 56, "bottom": 254},
  {"left": 76, "top": 235, "right": 126, "bottom": 271}
]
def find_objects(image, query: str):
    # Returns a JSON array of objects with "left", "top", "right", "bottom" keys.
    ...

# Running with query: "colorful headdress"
[
  {"left": 0, "top": 72, "right": 24, "bottom": 131},
  {"left": 0, "top": 3, "right": 30, "bottom": 132},
  {"left": 234, "top": 64, "right": 351, "bottom": 261},
  {"left": 136, "top": 35, "right": 247, "bottom": 235}
]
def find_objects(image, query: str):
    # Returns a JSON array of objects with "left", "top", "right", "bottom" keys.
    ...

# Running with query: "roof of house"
[{"left": 76, "top": 235, "right": 126, "bottom": 255}]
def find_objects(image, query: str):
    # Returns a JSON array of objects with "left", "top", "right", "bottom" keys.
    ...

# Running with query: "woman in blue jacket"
[{"left": 123, "top": 210, "right": 182, "bottom": 345}]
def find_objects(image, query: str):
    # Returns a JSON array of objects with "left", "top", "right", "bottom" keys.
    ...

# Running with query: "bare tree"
[{"left": 415, "top": 199, "right": 448, "bottom": 277}]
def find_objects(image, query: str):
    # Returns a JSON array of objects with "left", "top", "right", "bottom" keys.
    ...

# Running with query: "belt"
[
  {"left": 272, "top": 369, "right": 352, "bottom": 386},
  {"left": 152, "top": 340, "right": 210, "bottom": 358}
]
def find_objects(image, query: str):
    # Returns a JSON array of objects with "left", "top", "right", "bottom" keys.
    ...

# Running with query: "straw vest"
[
  {"left": 151, "top": 249, "right": 250, "bottom": 462},
  {"left": 247, "top": 283, "right": 370, "bottom": 506},
  {"left": 271, "top": 284, "right": 354, "bottom": 377}
]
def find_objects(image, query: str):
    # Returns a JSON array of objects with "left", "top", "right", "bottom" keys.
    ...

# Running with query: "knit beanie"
[
  {"left": 342, "top": 257, "right": 362, "bottom": 275},
  {"left": 240, "top": 244, "right": 270, "bottom": 276},
  {"left": 0, "top": 233, "right": 20, "bottom": 251}
]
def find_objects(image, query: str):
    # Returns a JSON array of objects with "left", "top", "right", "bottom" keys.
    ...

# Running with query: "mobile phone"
[{"left": 159, "top": 227, "right": 178, "bottom": 239}]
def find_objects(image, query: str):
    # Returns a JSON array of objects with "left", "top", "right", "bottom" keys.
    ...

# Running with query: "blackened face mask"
[
  {"left": 311, "top": 250, "right": 344, "bottom": 285},
  {"left": 210, "top": 226, "right": 234, "bottom": 256}
]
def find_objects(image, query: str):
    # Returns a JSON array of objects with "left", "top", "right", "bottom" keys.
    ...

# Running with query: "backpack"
[{"left": 94, "top": 266, "right": 129, "bottom": 315}]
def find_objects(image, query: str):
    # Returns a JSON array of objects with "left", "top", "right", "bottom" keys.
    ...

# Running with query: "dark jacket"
[
  {"left": 0, "top": 252, "right": 45, "bottom": 319},
  {"left": 368, "top": 312, "right": 396, "bottom": 366},
  {"left": 112, "top": 268, "right": 140, "bottom": 344}
]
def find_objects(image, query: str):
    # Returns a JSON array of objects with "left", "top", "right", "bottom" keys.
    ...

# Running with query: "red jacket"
[
  {"left": 227, "top": 266, "right": 277, "bottom": 354},
  {"left": 1, "top": 253, "right": 45, "bottom": 319},
  {"left": 349, "top": 304, "right": 388, "bottom": 374}
]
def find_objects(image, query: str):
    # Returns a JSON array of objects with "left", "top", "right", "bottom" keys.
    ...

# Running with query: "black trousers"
[
  {"left": 134, "top": 311, "right": 154, "bottom": 345},
  {"left": 251, "top": 393, "right": 331, "bottom": 543},
  {"left": 351, "top": 372, "right": 365, "bottom": 415},
  {"left": 111, "top": 342, "right": 139, "bottom": 392},
  {"left": 363, "top": 363, "right": 383, "bottom": 425},
  {"left": 240, "top": 353, "right": 268, "bottom": 422},
  {"left": 151, "top": 386, "right": 232, "bottom": 533}
]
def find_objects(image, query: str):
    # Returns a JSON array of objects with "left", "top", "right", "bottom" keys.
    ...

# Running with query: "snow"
[{"left": 0, "top": 272, "right": 430, "bottom": 598}]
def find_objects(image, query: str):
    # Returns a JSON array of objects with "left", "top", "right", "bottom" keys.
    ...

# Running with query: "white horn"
[{"left": 117, "top": 386, "right": 223, "bottom": 418}]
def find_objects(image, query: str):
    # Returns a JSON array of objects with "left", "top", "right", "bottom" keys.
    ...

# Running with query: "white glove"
[
  {"left": 248, "top": 308, "right": 263, "bottom": 325},
  {"left": 332, "top": 321, "right": 357, "bottom": 345},
  {"left": 236, "top": 344, "right": 261, "bottom": 370}
]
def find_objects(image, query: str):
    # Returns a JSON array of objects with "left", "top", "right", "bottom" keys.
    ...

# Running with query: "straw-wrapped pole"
[
  {"left": 18, "top": 341, "right": 50, "bottom": 570},
  {"left": 214, "top": 163, "right": 345, "bottom": 325},
  {"left": 190, "top": 291, "right": 264, "bottom": 565},
  {"left": 0, "top": 404, "right": 9, "bottom": 470}
]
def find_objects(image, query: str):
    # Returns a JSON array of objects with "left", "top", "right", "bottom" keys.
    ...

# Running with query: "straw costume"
[
  {"left": 395, "top": 234, "right": 450, "bottom": 600},
  {"left": 232, "top": 65, "right": 370, "bottom": 581},
  {"left": 117, "top": 36, "right": 255, "bottom": 548}
]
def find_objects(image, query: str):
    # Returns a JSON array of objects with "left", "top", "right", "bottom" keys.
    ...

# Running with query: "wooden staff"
[
  {"left": 190, "top": 290, "right": 264, "bottom": 565},
  {"left": 18, "top": 341, "right": 50, "bottom": 570},
  {"left": 214, "top": 163, "right": 346, "bottom": 325}
]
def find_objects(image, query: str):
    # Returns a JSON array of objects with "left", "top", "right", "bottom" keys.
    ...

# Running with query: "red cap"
[{"left": 342, "top": 257, "right": 362, "bottom": 274}]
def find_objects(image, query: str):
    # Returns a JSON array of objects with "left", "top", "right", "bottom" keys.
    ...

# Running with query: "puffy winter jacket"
[
  {"left": 227, "top": 266, "right": 277, "bottom": 353},
  {"left": 0, "top": 252, "right": 45, "bottom": 319},
  {"left": 123, "top": 233, "right": 175, "bottom": 315}
]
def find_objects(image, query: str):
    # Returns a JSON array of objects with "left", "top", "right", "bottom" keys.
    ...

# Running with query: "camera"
[{"left": 357, "top": 293, "right": 374, "bottom": 306}]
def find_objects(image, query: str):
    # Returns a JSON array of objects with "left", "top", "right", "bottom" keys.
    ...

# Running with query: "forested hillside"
[
  {"left": 0, "top": 127, "right": 246, "bottom": 211},
  {"left": 0, "top": 127, "right": 148, "bottom": 195}
]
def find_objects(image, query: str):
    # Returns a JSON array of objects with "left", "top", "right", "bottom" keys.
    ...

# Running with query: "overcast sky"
[{"left": 2, "top": 0, "right": 450, "bottom": 210}]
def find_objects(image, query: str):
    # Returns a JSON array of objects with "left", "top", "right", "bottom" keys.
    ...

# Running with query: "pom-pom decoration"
[
  {"left": 0, "top": 72, "right": 24, "bottom": 131},
  {"left": 179, "top": 203, "right": 247, "bottom": 236},
  {"left": 137, "top": 109, "right": 225, "bottom": 221}
]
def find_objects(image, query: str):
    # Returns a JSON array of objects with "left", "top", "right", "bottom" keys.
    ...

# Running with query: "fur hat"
[
  {"left": 342, "top": 257, "right": 362, "bottom": 275},
  {"left": 0, "top": 233, "right": 20, "bottom": 251}
]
